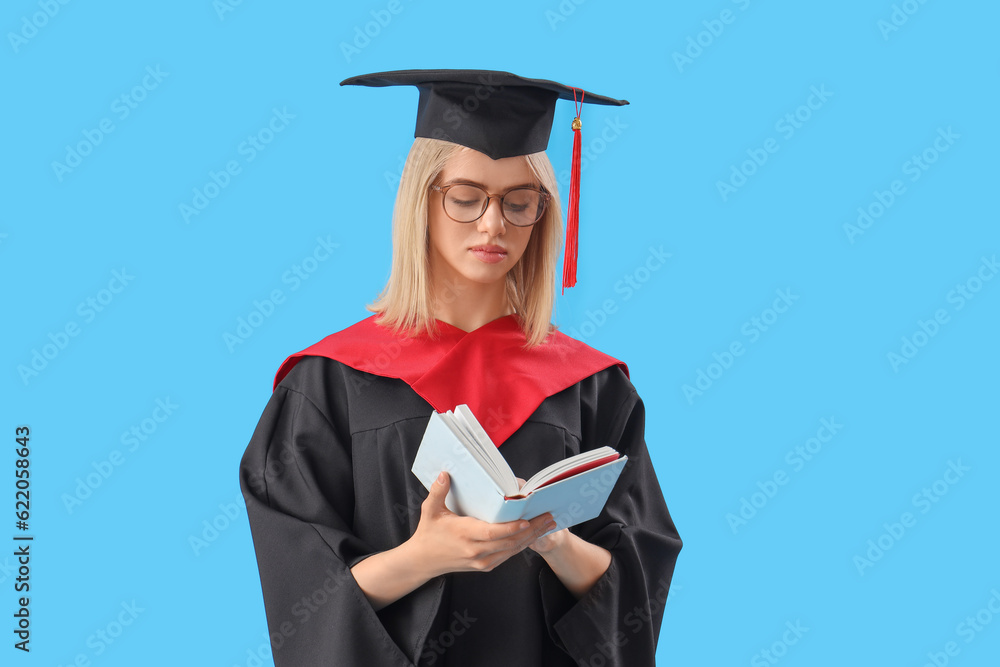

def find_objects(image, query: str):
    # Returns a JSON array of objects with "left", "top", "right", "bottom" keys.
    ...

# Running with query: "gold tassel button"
[{"left": 571, "top": 117, "right": 582, "bottom": 131}]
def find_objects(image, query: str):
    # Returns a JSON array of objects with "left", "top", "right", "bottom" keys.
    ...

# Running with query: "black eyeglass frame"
[{"left": 429, "top": 183, "right": 552, "bottom": 227}]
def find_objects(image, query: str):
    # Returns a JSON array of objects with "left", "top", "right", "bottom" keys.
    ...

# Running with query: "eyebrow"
[{"left": 443, "top": 178, "right": 541, "bottom": 190}]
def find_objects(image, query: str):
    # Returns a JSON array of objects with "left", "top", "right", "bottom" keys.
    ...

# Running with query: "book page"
[
  {"left": 451, "top": 405, "right": 519, "bottom": 495},
  {"left": 519, "top": 446, "right": 620, "bottom": 495},
  {"left": 436, "top": 410, "right": 508, "bottom": 489}
]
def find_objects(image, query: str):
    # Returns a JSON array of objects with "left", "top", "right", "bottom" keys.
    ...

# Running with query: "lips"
[{"left": 469, "top": 245, "right": 508, "bottom": 264}]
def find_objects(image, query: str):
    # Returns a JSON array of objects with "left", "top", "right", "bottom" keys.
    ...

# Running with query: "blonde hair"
[{"left": 367, "top": 138, "right": 563, "bottom": 348}]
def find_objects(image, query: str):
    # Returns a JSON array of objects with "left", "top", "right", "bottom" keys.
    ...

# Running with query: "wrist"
[
  {"left": 350, "top": 540, "right": 437, "bottom": 612},
  {"left": 538, "top": 527, "right": 574, "bottom": 563},
  {"left": 540, "top": 532, "right": 613, "bottom": 600},
  {"left": 396, "top": 534, "right": 440, "bottom": 582}
]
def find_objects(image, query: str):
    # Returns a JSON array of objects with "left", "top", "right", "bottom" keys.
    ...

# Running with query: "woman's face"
[{"left": 427, "top": 147, "right": 537, "bottom": 290}]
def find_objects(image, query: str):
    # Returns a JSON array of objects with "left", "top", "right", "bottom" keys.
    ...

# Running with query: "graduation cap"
[{"left": 340, "top": 69, "right": 629, "bottom": 291}]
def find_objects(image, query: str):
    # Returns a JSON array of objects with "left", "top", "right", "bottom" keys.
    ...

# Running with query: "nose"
[{"left": 477, "top": 196, "right": 506, "bottom": 236}]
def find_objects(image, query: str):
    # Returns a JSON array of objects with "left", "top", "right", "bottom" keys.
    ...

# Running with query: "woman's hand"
[
  {"left": 404, "top": 471, "right": 557, "bottom": 579},
  {"left": 511, "top": 476, "right": 569, "bottom": 555},
  {"left": 526, "top": 526, "right": 568, "bottom": 554},
  {"left": 515, "top": 479, "right": 612, "bottom": 599}
]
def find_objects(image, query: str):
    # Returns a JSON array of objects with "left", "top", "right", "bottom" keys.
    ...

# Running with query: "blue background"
[{"left": 4, "top": 1, "right": 998, "bottom": 665}]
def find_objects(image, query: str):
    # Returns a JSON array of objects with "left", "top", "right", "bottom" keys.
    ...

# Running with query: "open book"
[{"left": 411, "top": 405, "right": 628, "bottom": 535}]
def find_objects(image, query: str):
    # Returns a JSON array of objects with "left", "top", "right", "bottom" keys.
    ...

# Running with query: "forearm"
[
  {"left": 540, "top": 531, "right": 612, "bottom": 599},
  {"left": 350, "top": 541, "right": 433, "bottom": 611}
]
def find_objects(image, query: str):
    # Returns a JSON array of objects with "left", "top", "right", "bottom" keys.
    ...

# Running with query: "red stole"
[{"left": 273, "top": 314, "right": 627, "bottom": 447}]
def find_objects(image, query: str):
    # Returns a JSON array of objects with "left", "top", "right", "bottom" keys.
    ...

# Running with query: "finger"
[
  {"left": 518, "top": 514, "right": 558, "bottom": 547},
  {"left": 475, "top": 512, "right": 554, "bottom": 552},
  {"left": 474, "top": 517, "right": 532, "bottom": 543},
  {"left": 525, "top": 512, "right": 554, "bottom": 530},
  {"left": 526, "top": 513, "right": 557, "bottom": 539},
  {"left": 509, "top": 512, "right": 554, "bottom": 541},
  {"left": 507, "top": 524, "right": 555, "bottom": 558},
  {"left": 515, "top": 476, "right": 526, "bottom": 489},
  {"left": 423, "top": 471, "right": 451, "bottom": 511}
]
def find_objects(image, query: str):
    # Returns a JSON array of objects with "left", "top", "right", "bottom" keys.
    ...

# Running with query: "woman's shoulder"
[
  {"left": 576, "top": 362, "right": 637, "bottom": 410},
  {"left": 545, "top": 327, "right": 632, "bottom": 383},
  {"left": 272, "top": 355, "right": 354, "bottom": 409},
  {"left": 270, "top": 315, "right": 399, "bottom": 390},
  {"left": 275, "top": 354, "right": 435, "bottom": 437},
  {"left": 544, "top": 329, "right": 640, "bottom": 411}
]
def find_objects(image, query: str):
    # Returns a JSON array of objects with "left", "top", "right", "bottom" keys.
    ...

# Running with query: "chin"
[{"left": 462, "top": 266, "right": 511, "bottom": 285}]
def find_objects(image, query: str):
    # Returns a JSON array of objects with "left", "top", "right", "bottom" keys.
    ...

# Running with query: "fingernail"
[{"left": 436, "top": 472, "right": 445, "bottom": 483}]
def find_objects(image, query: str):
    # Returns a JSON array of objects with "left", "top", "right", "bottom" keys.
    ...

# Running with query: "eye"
[
  {"left": 446, "top": 185, "right": 486, "bottom": 208},
  {"left": 503, "top": 189, "right": 541, "bottom": 216}
]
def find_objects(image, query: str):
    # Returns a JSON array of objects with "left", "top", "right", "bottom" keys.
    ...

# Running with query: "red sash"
[{"left": 273, "top": 315, "right": 627, "bottom": 447}]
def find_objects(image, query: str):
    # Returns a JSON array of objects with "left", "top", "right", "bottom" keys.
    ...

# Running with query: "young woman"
[{"left": 240, "top": 70, "right": 682, "bottom": 667}]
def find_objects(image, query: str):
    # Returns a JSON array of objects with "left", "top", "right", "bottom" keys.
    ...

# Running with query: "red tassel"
[{"left": 562, "top": 89, "right": 584, "bottom": 293}]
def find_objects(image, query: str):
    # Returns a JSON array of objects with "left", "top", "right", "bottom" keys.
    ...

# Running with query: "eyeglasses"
[{"left": 429, "top": 183, "right": 550, "bottom": 227}]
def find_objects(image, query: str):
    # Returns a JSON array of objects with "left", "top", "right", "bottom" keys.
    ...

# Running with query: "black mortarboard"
[
  {"left": 340, "top": 69, "right": 627, "bottom": 160},
  {"left": 340, "top": 69, "right": 629, "bottom": 290}
]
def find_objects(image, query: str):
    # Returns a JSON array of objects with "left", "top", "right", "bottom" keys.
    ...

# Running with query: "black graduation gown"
[{"left": 239, "top": 355, "right": 682, "bottom": 666}]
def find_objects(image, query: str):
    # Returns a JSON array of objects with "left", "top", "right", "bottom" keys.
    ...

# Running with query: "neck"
[{"left": 429, "top": 274, "right": 513, "bottom": 332}]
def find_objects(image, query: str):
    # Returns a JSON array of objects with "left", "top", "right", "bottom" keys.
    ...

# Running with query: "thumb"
[{"left": 425, "top": 471, "right": 451, "bottom": 510}]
